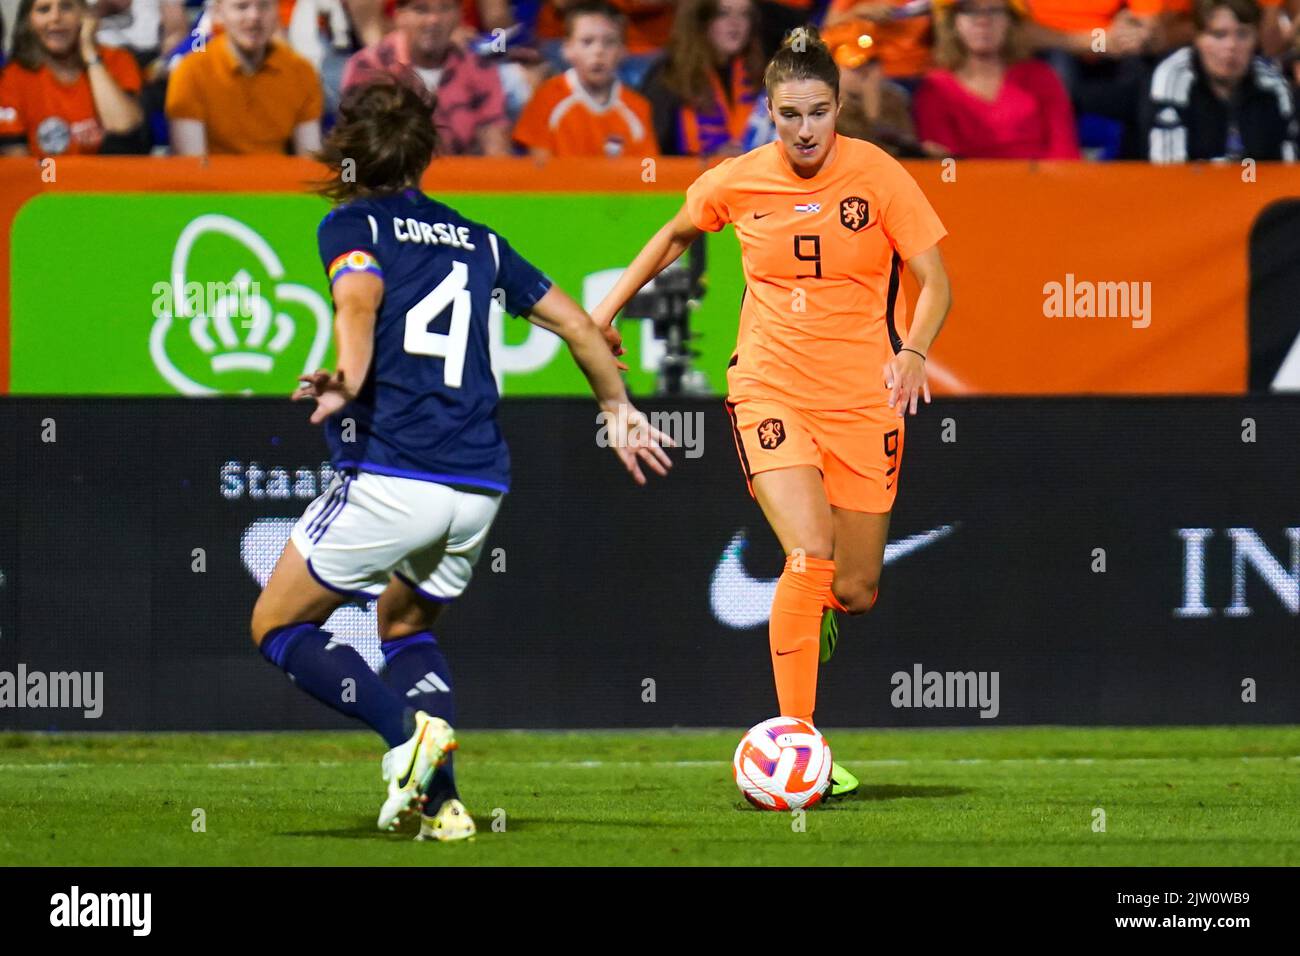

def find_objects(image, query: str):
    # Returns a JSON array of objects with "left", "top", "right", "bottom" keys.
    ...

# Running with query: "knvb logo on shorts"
[
  {"left": 757, "top": 418, "right": 785, "bottom": 449},
  {"left": 149, "top": 215, "right": 332, "bottom": 395}
]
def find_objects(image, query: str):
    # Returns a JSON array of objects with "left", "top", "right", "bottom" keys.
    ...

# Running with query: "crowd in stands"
[{"left": 0, "top": 0, "right": 1295, "bottom": 161}]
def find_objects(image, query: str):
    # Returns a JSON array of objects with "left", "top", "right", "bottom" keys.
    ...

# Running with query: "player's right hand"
[
  {"left": 883, "top": 352, "right": 931, "bottom": 417},
  {"left": 293, "top": 368, "right": 351, "bottom": 424}
]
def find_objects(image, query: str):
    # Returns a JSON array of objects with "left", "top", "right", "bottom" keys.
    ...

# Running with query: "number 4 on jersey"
[{"left": 404, "top": 260, "right": 471, "bottom": 388}]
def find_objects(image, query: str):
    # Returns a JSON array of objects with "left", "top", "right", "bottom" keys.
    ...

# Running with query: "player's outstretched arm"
[
  {"left": 528, "top": 284, "right": 675, "bottom": 485},
  {"left": 591, "top": 204, "right": 703, "bottom": 330},
  {"left": 884, "top": 244, "right": 952, "bottom": 417},
  {"left": 293, "top": 271, "right": 382, "bottom": 424}
]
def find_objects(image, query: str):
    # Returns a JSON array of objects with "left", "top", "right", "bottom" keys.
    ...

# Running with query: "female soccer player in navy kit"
[{"left": 250, "top": 79, "right": 671, "bottom": 841}]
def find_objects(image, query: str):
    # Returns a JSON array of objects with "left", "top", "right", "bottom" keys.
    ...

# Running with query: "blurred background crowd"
[{"left": 0, "top": 0, "right": 1294, "bottom": 162}]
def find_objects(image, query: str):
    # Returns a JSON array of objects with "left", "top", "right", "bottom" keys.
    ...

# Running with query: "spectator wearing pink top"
[
  {"left": 913, "top": 0, "right": 1080, "bottom": 158},
  {"left": 342, "top": 0, "right": 510, "bottom": 155}
]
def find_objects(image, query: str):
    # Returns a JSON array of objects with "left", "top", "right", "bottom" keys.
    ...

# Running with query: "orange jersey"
[
  {"left": 1024, "top": 0, "right": 1165, "bottom": 32},
  {"left": 0, "top": 46, "right": 141, "bottom": 156},
  {"left": 686, "top": 135, "right": 946, "bottom": 411},
  {"left": 512, "top": 70, "right": 658, "bottom": 158}
]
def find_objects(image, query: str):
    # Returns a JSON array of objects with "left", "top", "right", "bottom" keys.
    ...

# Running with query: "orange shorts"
[{"left": 724, "top": 397, "right": 904, "bottom": 513}]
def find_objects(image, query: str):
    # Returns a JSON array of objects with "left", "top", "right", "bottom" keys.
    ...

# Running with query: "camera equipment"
[{"left": 621, "top": 236, "right": 711, "bottom": 396}]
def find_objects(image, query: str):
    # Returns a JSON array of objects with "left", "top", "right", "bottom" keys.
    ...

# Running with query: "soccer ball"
[{"left": 732, "top": 717, "right": 833, "bottom": 810}]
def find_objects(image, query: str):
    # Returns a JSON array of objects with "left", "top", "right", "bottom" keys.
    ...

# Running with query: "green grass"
[{"left": 2, "top": 726, "right": 1298, "bottom": 866}]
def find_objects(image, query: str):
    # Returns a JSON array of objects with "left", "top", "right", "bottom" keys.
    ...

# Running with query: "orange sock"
[{"left": 769, "top": 554, "right": 835, "bottom": 724}]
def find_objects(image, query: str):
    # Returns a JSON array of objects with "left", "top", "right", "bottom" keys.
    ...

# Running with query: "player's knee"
[
  {"left": 376, "top": 588, "right": 444, "bottom": 640},
  {"left": 833, "top": 580, "right": 879, "bottom": 616}
]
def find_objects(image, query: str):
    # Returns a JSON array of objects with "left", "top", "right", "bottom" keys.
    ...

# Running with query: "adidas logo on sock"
[{"left": 406, "top": 671, "right": 450, "bottom": 697}]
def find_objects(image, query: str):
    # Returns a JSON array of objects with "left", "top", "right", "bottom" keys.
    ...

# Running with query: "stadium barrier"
[
  {"left": 2, "top": 397, "right": 1297, "bottom": 731},
  {"left": 3, "top": 157, "right": 1300, "bottom": 397}
]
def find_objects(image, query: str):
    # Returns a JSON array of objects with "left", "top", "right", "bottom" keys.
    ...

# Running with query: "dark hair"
[
  {"left": 763, "top": 26, "right": 839, "bottom": 102},
  {"left": 11, "top": 0, "right": 92, "bottom": 71},
  {"left": 564, "top": 0, "right": 626, "bottom": 38},
  {"left": 314, "top": 77, "right": 438, "bottom": 203},
  {"left": 1193, "top": 0, "right": 1261, "bottom": 29},
  {"left": 662, "top": 0, "right": 765, "bottom": 111}
]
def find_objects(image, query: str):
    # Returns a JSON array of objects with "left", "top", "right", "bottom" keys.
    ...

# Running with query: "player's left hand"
[
  {"left": 884, "top": 351, "right": 931, "bottom": 417},
  {"left": 293, "top": 368, "right": 352, "bottom": 424}
]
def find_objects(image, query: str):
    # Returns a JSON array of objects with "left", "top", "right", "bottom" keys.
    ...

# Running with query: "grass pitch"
[{"left": 1, "top": 726, "right": 1297, "bottom": 866}]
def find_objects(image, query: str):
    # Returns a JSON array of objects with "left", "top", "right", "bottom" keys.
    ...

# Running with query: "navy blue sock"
[
  {"left": 381, "top": 631, "right": 458, "bottom": 803},
  {"left": 261, "top": 622, "right": 414, "bottom": 748}
]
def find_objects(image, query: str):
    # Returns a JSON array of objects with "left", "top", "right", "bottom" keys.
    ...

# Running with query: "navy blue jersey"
[{"left": 316, "top": 189, "right": 552, "bottom": 493}]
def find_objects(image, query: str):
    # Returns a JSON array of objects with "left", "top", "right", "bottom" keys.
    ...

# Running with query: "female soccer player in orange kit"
[{"left": 593, "top": 28, "right": 952, "bottom": 797}]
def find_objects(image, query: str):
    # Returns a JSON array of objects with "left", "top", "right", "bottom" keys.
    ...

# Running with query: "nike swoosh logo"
[
  {"left": 753, "top": 211, "right": 772, "bottom": 219},
  {"left": 709, "top": 524, "right": 959, "bottom": 630},
  {"left": 775, "top": 649, "right": 799, "bottom": 656},
  {"left": 396, "top": 724, "right": 426, "bottom": 788}
]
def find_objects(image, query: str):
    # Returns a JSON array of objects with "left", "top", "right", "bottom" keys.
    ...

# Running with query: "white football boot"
[
  {"left": 377, "top": 712, "right": 457, "bottom": 831},
  {"left": 416, "top": 798, "right": 477, "bottom": 842}
]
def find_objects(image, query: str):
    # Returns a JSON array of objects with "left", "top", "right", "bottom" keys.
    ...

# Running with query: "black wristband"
[{"left": 900, "top": 347, "right": 927, "bottom": 361}]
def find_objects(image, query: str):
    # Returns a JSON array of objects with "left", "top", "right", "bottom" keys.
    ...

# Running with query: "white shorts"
[{"left": 290, "top": 470, "right": 502, "bottom": 602}]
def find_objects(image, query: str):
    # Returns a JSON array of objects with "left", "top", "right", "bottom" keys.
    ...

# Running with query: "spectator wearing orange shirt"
[
  {"left": 824, "top": 0, "right": 934, "bottom": 85},
  {"left": 1024, "top": 0, "right": 1172, "bottom": 56},
  {"left": 536, "top": 0, "right": 675, "bottom": 86},
  {"left": 1024, "top": 0, "right": 1282, "bottom": 58},
  {"left": 0, "top": 0, "right": 145, "bottom": 155},
  {"left": 166, "top": 0, "right": 323, "bottom": 154},
  {"left": 513, "top": 1, "right": 658, "bottom": 156},
  {"left": 824, "top": 18, "right": 933, "bottom": 154}
]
